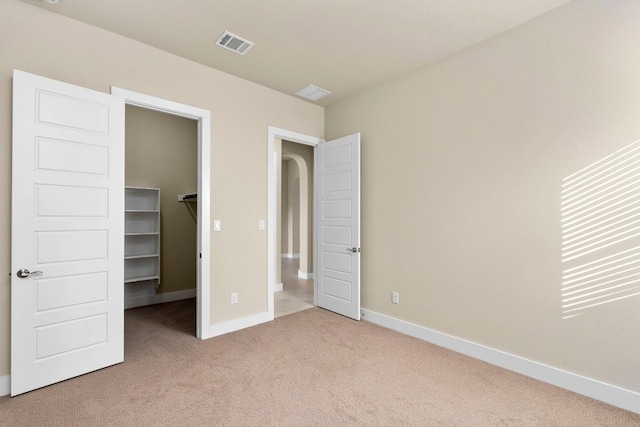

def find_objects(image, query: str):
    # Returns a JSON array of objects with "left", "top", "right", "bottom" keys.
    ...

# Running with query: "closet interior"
[{"left": 124, "top": 105, "right": 198, "bottom": 312}]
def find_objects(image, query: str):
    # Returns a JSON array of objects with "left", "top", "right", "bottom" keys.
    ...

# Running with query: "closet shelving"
[{"left": 124, "top": 187, "right": 160, "bottom": 285}]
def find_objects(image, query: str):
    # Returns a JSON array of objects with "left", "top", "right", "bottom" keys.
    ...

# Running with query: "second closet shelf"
[
  {"left": 125, "top": 275, "right": 160, "bottom": 284},
  {"left": 124, "top": 254, "right": 159, "bottom": 260}
]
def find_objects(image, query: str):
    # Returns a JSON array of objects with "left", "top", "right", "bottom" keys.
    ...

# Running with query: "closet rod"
[{"left": 178, "top": 193, "right": 197, "bottom": 202}]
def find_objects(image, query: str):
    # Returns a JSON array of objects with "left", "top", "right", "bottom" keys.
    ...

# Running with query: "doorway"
[
  {"left": 276, "top": 142, "right": 315, "bottom": 317},
  {"left": 124, "top": 106, "right": 197, "bottom": 321},
  {"left": 267, "top": 127, "right": 324, "bottom": 319},
  {"left": 281, "top": 146, "right": 313, "bottom": 278},
  {"left": 268, "top": 129, "right": 362, "bottom": 321},
  {"left": 112, "top": 87, "right": 211, "bottom": 339}
]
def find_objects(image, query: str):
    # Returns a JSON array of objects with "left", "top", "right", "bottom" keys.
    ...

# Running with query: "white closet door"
[{"left": 11, "top": 70, "right": 125, "bottom": 396}]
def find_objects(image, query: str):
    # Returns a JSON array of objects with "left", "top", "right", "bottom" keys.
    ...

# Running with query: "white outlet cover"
[{"left": 258, "top": 220, "right": 265, "bottom": 230}]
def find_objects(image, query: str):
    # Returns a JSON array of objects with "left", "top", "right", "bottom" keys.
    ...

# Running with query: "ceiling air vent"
[
  {"left": 296, "top": 85, "right": 331, "bottom": 102},
  {"left": 215, "top": 31, "right": 254, "bottom": 55}
]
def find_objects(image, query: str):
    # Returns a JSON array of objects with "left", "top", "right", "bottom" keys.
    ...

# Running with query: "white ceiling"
[{"left": 19, "top": 0, "right": 571, "bottom": 107}]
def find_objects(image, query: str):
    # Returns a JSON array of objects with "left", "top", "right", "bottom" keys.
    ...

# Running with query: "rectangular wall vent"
[{"left": 215, "top": 31, "right": 254, "bottom": 55}]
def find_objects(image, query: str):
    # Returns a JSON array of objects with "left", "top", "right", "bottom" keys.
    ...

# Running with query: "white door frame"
[
  {"left": 267, "top": 127, "right": 324, "bottom": 318},
  {"left": 111, "top": 87, "right": 211, "bottom": 339}
]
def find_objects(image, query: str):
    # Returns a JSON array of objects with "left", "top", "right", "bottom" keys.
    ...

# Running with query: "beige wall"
[
  {"left": 326, "top": 0, "right": 640, "bottom": 393},
  {"left": 125, "top": 105, "right": 198, "bottom": 295},
  {"left": 0, "top": 0, "right": 323, "bottom": 378},
  {"left": 281, "top": 160, "right": 290, "bottom": 256},
  {"left": 281, "top": 160, "right": 300, "bottom": 256},
  {"left": 288, "top": 161, "right": 301, "bottom": 254}
]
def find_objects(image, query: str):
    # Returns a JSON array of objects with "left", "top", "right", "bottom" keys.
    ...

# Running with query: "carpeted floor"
[{"left": 0, "top": 299, "right": 638, "bottom": 426}]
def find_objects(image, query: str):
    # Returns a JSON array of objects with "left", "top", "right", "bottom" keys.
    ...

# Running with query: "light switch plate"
[{"left": 213, "top": 220, "right": 221, "bottom": 231}]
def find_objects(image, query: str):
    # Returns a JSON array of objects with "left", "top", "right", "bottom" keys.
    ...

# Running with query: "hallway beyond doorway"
[{"left": 275, "top": 258, "right": 314, "bottom": 318}]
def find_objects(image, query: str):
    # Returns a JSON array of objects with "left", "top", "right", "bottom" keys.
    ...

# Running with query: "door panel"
[
  {"left": 322, "top": 226, "right": 351, "bottom": 245},
  {"left": 316, "top": 133, "right": 361, "bottom": 320},
  {"left": 35, "top": 272, "right": 108, "bottom": 311},
  {"left": 36, "top": 184, "right": 109, "bottom": 217},
  {"left": 11, "top": 70, "right": 124, "bottom": 396},
  {"left": 37, "top": 138, "right": 109, "bottom": 175},
  {"left": 36, "top": 230, "right": 108, "bottom": 263},
  {"left": 35, "top": 314, "right": 107, "bottom": 360},
  {"left": 323, "top": 199, "right": 352, "bottom": 218},
  {"left": 36, "top": 90, "right": 110, "bottom": 133}
]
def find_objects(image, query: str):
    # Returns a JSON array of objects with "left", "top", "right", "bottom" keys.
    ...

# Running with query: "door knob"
[
  {"left": 17, "top": 269, "right": 43, "bottom": 278},
  {"left": 346, "top": 247, "right": 360, "bottom": 253}
]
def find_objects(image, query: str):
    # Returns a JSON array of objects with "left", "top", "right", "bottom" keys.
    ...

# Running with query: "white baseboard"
[
  {"left": 274, "top": 282, "right": 283, "bottom": 292},
  {"left": 361, "top": 309, "right": 640, "bottom": 415},
  {"left": 125, "top": 288, "right": 196, "bottom": 309},
  {"left": 203, "top": 311, "right": 271, "bottom": 339},
  {"left": 298, "top": 271, "right": 314, "bottom": 280},
  {"left": 0, "top": 374, "right": 9, "bottom": 396},
  {"left": 281, "top": 253, "right": 300, "bottom": 259}
]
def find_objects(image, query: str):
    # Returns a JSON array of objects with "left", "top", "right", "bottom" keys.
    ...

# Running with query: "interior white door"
[
  {"left": 11, "top": 70, "right": 125, "bottom": 396},
  {"left": 316, "top": 133, "right": 361, "bottom": 320}
]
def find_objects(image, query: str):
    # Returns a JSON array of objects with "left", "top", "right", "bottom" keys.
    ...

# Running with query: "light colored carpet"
[{"left": 0, "top": 299, "right": 638, "bottom": 426}]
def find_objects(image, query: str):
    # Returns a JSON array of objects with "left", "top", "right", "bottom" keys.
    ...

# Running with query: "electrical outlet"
[
  {"left": 231, "top": 292, "right": 238, "bottom": 304},
  {"left": 258, "top": 220, "right": 265, "bottom": 230},
  {"left": 392, "top": 292, "right": 399, "bottom": 304}
]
